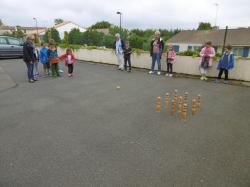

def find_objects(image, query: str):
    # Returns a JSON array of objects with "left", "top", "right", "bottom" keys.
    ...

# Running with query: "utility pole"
[{"left": 116, "top": 11, "right": 122, "bottom": 35}]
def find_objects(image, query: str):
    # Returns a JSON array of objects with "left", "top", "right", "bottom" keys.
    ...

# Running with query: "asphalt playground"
[{"left": 0, "top": 59, "right": 249, "bottom": 187}]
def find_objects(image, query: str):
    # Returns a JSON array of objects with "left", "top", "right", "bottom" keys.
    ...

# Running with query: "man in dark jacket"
[{"left": 23, "top": 36, "right": 36, "bottom": 83}]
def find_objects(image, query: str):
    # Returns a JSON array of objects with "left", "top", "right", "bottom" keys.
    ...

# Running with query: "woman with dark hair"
[
  {"left": 149, "top": 31, "right": 164, "bottom": 75},
  {"left": 23, "top": 36, "right": 36, "bottom": 83}
]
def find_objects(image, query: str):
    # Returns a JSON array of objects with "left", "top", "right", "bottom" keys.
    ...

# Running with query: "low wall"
[{"left": 58, "top": 48, "right": 250, "bottom": 81}]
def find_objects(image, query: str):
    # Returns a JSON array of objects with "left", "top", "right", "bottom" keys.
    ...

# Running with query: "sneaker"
[
  {"left": 204, "top": 76, "right": 208, "bottom": 81},
  {"left": 149, "top": 71, "right": 154, "bottom": 74},
  {"left": 224, "top": 80, "right": 229, "bottom": 84},
  {"left": 214, "top": 79, "right": 220, "bottom": 83},
  {"left": 59, "top": 69, "right": 64, "bottom": 73},
  {"left": 200, "top": 76, "right": 204, "bottom": 80},
  {"left": 157, "top": 71, "right": 161, "bottom": 75},
  {"left": 165, "top": 73, "right": 169, "bottom": 76},
  {"left": 29, "top": 79, "right": 35, "bottom": 83},
  {"left": 127, "top": 70, "right": 131, "bottom": 73},
  {"left": 169, "top": 74, "right": 173, "bottom": 77},
  {"left": 68, "top": 74, "right": 71, "bottom": 77}
]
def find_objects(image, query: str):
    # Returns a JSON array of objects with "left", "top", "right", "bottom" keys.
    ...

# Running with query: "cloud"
[{"left": 0, "top": 0, "right": 249, "bottom": 29}]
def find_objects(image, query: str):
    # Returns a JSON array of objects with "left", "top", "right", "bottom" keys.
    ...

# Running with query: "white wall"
[
  {"left": 58, "top": 48, "right": 250, "bottom": 82},
  {"left": 57, "top": 23, "right": 86, "bottom": 39}
]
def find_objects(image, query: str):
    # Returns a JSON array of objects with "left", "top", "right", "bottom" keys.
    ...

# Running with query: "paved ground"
[{"left": 0, "top": 59, "right": 250, "bottom": 187}]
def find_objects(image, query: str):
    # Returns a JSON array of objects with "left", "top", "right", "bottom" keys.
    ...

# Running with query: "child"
[
  {"left": 33, "top": 47, "right": 40, "bottom": 79},
  {"left": 59, "top": 48, "right": 76, "bottom": 77},
  {"left": 214, "top": 45, "right": 235, "bottom": 84},
  {"left": 165, "top": 44, "right": 176, "bottom": 77},
  {"left": 39, "top": 43, "right": 50, "bottom": 76},
  {"left": 199, "top": 41, "right": 215, "bottom": 80},
  {"left": 47, "top": 43, "right": 60, "bottom": 77},
  {"left": 123, "top": 41, "right": 132, "bottom": 72}
]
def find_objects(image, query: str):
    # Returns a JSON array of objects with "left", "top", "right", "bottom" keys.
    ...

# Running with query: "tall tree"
[
  {"left": 197, "top": 22, "right": 212, "bottom": 30},
  {"left": 43, "top": 28, "right": 61, "bottom": 43},
  {"left": 63, "top": 31, "right": 69, "bottom": 45},
  {"left": 54, "top": 18, "right": 64, "bottom": 25},
  {"left": 90, "top": 21, "right": 111, "bottom": 29},
  {"left": 0, "top": 19, "right": 3, "bottom": 26}
]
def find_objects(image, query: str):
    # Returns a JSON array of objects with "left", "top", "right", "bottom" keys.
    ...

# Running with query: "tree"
[
  {"left": 63, "top": 31, "right": 69, "bottom": 45},
  {"left": 68, "top": 28, "right": 82, "bottom": 45},
  {"left": 54, "top": 18, "right": 64, "bottom": 25},
  {"left": 90, "top": 21, "right": 111, "bottom": 29},
  {"left": 197, "top": 22, "right": 212, "bottom": 30},
  {"left": 43, "top": 28, "right": 61, "bottom": 43},
  {"left": 12, "top": 26, "right": 25, "bottom": 38},
  {"left": 0, "top": 19, "right": 3, "bottom": 26},
  {"left": 129, "top": 34, "right": 144, "bottom": 49}
]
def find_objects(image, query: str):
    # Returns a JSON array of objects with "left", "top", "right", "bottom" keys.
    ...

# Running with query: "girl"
[
  {"left": 165, "top": 44, "right": 176, "bottom": 77},
  {"left": 33, "top": 47, "right": 40, "bottom": 78},
  {"left": 199, "top": 41, "right": 215, "bottom": 80},
  {"left": 59, "top": 48, "right": 76, "bottom": 77},
  {"left": 214, "top": 45, "right": 235, "bottom": 84}
]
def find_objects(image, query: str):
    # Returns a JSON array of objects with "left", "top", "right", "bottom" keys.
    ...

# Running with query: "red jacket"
[{"left": 59, "top": 54, "right": 76, "bottom": 66}]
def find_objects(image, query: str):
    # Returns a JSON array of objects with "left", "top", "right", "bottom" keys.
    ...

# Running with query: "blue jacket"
[
  {"left": 217, "top": 52, "right": 235, "bottom": 70},
  {"left": 39, "top": 47, "right": 49, "bottom": 64}
]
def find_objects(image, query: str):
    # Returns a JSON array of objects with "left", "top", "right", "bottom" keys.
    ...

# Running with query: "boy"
[
  {"left": 123, "top": 41, "right": 132, "bottom": 72},
  {"left": 214, "top": 45, "right": 235, "bottom": 84},
  {"left": 39, "top": 43, "right": 50, "bottom": 76}
]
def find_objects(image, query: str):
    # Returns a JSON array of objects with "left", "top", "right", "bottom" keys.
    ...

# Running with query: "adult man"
[
  {"left": 114, "top": 33, "right": 125, "bottom": 70},
  {"left": 23, "top": 36, "right": 36, "bottom": 83}
]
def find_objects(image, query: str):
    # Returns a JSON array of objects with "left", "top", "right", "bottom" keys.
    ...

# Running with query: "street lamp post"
[
  {"left": 116, "top": 11, "right": 122, "bottom": 35},
  {"left": 214, "top": 3, "right": 219, "bottom": 27},
  {"left": 33, "top": 17, "right": 38, "bottom": 38}
]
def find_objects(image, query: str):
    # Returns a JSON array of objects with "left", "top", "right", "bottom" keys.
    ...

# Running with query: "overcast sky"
[{"left": 1, "top": 0, "right": 250, "bottom": 30}]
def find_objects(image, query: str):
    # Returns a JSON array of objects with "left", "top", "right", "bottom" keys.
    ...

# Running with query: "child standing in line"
[
  {"left": 123, "top": 42, "right": 132, "bottom": 72},
  {"left": 165, "top": 44, "right": 176, "bottom": 77},
  {"left": 33, "top": 47, "right": 40, "bottom": 78},
  {"left": 214, "top": 45, "right": 235, "bottom": 84},
  {"left": 199, "top": 41, "right": 215, "bottom": 80},
  {"left": 48, "top": 43, "right": 60, "bottom": 77},
  {"left": 59, "top": 48, "right": 76, "bottom": 77},
  {"left": 39, "top": 43, "right": 50, "bottom": 76}
]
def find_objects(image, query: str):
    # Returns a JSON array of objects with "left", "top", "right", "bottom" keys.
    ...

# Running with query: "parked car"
[{"left": 0, "top": 36, "right": 23, "bottom": 58}]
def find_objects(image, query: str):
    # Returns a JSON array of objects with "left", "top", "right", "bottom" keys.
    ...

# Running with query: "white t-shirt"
[{"left": 67, "top": 55, "right": 72, "bottom": 64}]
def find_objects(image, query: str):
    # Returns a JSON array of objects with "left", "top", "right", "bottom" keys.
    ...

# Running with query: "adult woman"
[
  {"left": 23, "top": 36, "right": 36, "bottom": 83},
  {"left": 149, "top": 31, "right": 164, "bottom": 75}
]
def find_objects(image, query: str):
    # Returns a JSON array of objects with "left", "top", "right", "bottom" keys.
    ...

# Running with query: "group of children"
[
  {"left": 37, "top": 42, "right": 76, "bottom": 79},
  {"left": 147, "top": 31, "right": 235, "bottom": 83}
]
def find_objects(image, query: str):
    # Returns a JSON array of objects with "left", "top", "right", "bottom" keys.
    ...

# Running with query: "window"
[
  {"left": 0, "top": 37, "right": 7, "bottom": 44},
  {"left": 8, "top": 38, "right": 20, "bottom": 45},
  {"left": 173, "top": 45, "right": 180, "bottom": 52},
  {"left": 233, "top": 48, "right": 244, "bottom": 57}
]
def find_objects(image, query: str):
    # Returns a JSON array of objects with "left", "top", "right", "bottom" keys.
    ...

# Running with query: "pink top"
[{"left": 200, "top": 47, "right": 215, "bottom": 67}]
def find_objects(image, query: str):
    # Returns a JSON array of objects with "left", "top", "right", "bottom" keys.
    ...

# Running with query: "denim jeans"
[
  {"left": 25, "top": 62, "right": 34, "bottom": 80},
  {"left": 151, "top": 53, "right": 161, "bottom": 71}
]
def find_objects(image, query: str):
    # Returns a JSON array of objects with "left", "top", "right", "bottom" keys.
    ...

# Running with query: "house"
[
  {"left": 0, "top": 25, "right": 16, "bottom": 34},
  {"left": 39, "top": 21, "right": 86, "bottom": 39},
  {"left": 20, "top": 26, "right": 46, "bottom": 35},
  {"left": 167, "top": 28, "right": 250, "bottom": 57},
  {"left": 0, "top": 25, "right": 46, "bottom": 35}
]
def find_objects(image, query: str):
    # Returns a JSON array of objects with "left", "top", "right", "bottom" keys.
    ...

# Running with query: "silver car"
[{"left": 0, "top": 36, "right": 23, "bottom": 58}]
